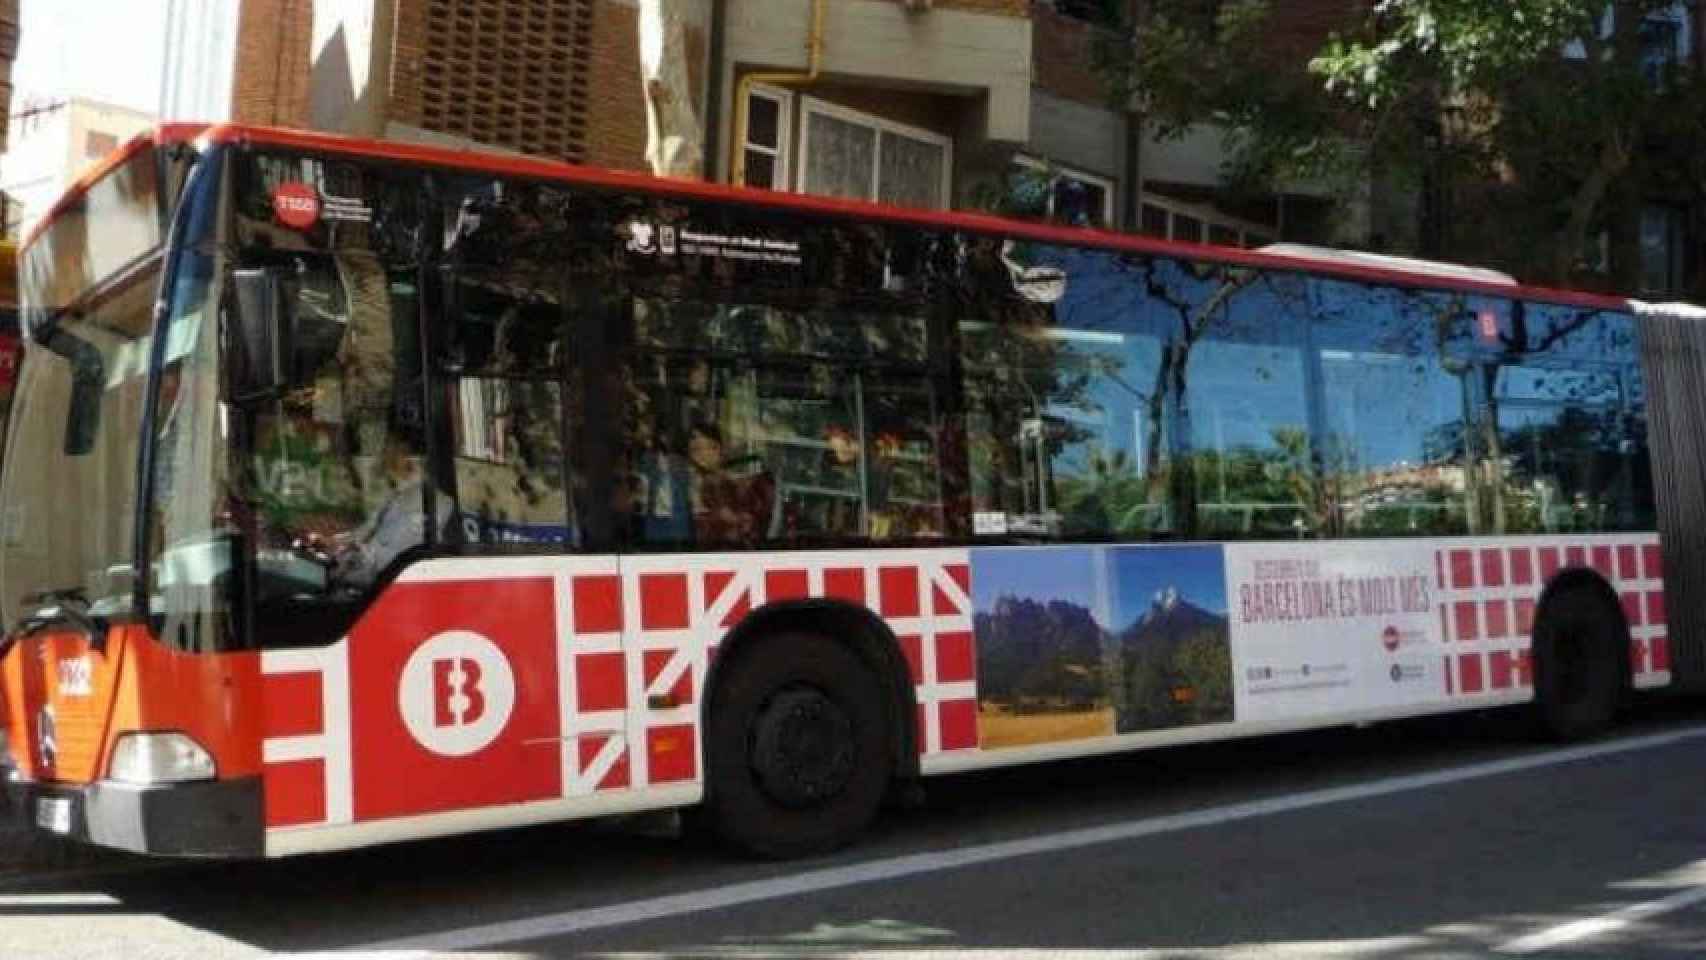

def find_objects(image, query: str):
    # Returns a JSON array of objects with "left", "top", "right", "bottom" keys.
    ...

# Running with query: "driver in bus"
[{"left": 330, "top": 440, "right": 449, "bottom": 589}]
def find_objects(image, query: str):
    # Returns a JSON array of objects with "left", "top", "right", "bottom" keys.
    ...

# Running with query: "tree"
[
  {"left": 1101, "top": 0, "right": 1706, "bottom": 292},
  {"left": 1313, "top": 0, "right": 1706, "bottom": 289},
  {"left": 1095, "top": 1, "right": 1357, "bottom": 202}
]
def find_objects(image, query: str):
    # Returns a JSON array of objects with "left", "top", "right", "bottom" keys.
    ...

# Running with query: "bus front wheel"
[
  {"left": 704, "top": 631, "right": 891, "bottom": 859},
  {"left": 1531, "top": 586, "right": 1624, "bottom": 741}
]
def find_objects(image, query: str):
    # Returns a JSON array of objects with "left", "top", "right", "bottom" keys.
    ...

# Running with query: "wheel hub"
[{"left": 749, "top": 686, "right": 856, "bottom": 809}]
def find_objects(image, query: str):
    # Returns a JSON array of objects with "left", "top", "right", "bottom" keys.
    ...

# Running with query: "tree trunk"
[
  {"left": 1551, "top": 132, "right": 1630, "bottom": 284},
  {"left": 639, "top": 0, "right": 704, "bottom": 179}
]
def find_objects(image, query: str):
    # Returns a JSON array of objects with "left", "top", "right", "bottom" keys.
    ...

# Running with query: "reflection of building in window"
[{"left": 444, "top": 275, "right": 575, "bottom": 546}]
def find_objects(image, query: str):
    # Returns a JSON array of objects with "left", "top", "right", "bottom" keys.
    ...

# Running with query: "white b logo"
[{"left": 398, "top": 631, "right": 516, "bottom": 757}]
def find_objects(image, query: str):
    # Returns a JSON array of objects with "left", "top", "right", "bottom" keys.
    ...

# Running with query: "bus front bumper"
[{"left": 4, "top": 774, "right": 263, "bottom": 858}]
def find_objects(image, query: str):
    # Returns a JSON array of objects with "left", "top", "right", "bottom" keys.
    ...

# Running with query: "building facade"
[
  {"left": 0, "top": 97, "right": 156, "bottom": 237},
  {"left": 157, "top": 0, "right": 1332, "bottom": 241},
  {"left": 0, "top": 0, "right": 17, "bottom": 152}
]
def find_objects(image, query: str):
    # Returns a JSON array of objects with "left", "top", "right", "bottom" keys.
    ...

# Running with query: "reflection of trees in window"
[
  {"left": 1489, "top": 303, "right": 1651, "bottom": 533},
  {"left": 1312, "top": 283, "right": 1651, "bottom": 537},
  {"left": 962, "top": 246, "right": 1324, "bottom": 541},
  {"left": 1143, "top": 261, "right": 1312, "bottom": 539},
  {"left": 1312, "top": 283, "right": 1475, "bottom": 538}
]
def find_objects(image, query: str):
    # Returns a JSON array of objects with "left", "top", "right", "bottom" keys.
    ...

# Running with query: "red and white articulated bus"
[{"left": 1, "top": 124, "right": 1701, "bottom": 859}]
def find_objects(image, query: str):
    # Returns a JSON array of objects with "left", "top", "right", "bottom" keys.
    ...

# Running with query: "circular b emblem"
[{"left": 398, "top": 631, "right": 516, "bottom": 757}]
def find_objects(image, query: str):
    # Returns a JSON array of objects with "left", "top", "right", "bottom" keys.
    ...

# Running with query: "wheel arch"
[{"left": 704, "top": 599, "right": 921, "bottom": 780}]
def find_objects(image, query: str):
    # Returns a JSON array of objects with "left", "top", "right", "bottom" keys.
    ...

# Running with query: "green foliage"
[{"left": 1104, "top": 0, "right": 1706, "bottom": 290}]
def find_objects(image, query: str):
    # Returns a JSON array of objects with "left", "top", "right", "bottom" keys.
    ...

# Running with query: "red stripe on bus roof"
[
  {"left": 35, "top": 122, "right": 1636, "bottom": 314},
  {"left": 19, "top": 124, "right": 210, "bottom": 252}
]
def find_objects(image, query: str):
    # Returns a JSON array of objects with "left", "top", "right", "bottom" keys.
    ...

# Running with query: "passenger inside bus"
[{"left": 686, "top": 422, "right": 772, "bottom": 545}]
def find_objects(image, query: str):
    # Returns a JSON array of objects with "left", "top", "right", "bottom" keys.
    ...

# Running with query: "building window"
[
  {"left": 798, "top": 99, "right": 951, "bottom": 210},
  {"left": 1639, "top": 5, "right": 1691, "bottom": 85},
  {"left": 84, "top": 130, "right": 119, "bottom": 160},
  {"left": 740, "top": 86, "right": 793, "bottom": 190},
  {"left": 1564, "top": 2, "right": 1691, "bottom": 74},
  {"left": 1137, "top": 196, "right": 1273, "bottom": 249},
  {"left": 1051, "top": 0, "right": 1126, "bottom": 26},
  {"left": 1640, "top": 205, "right": 1686, "bottom": 295},
  {"left": 1012, "top": 155, "right": 1116, "bottom": 228}
]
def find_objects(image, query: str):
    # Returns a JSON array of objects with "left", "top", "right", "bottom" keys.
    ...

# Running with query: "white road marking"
[
  {"left": 330, "top": 724, "right": 1706, "bottom": 955},
  {"left": 1496, "top": 881, "right": 1706, "bottom": 954},
  {"left": 0, "top": 892, "right": 122, "bottom": 907}
]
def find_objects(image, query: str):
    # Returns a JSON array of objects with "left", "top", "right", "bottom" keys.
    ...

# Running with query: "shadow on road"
[{"left": 3, "top": 697, "right": 1703, "bottom": 958}]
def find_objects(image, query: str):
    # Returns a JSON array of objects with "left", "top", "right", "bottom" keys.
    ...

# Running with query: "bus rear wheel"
[
  {"left": 1531, "top": 586, "right": 1624, "bottom": 741},
  {"left": 705, "top": 632, "right": 891, "bottom": 859}
]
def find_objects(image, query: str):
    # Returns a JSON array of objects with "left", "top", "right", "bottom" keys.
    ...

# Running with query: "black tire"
[
  {"left": 1531, "top": 586, "right": 1624, "bottom": 741},
  {"left": 704, "top": 631, "right": 892, "bottom": 859}
]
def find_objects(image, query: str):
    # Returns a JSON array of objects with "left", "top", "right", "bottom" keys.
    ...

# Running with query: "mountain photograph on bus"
[
  {"left": 971, "top": 546, "right": 1115, "bottom": 747},
  {"left": 1107, "top": 545, "right": 1234, "bottom": 732},
  {"left": 971, "top": 544, "right": 1233, "bottom": 748}
]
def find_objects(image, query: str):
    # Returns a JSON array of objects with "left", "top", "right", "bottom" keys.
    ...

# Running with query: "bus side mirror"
[{"left": 229, "top": 268, "right": 292, "bottom": 399}]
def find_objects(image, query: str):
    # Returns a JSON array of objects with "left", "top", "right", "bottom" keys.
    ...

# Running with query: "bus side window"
[
  {"left": 443, "top": 274, "right": 576, "bottom": 548},
  {"left": 960, "top": 245, "right": 1167, "bottom": 542},
  {"left": 1180, "top": 274, "right": 1316, "bottom": 540},
  {"left": 619, "top": 298, "right": 944, "bottom": 548},
  {"left": 1312, "top": 282, "right": 1473, "bottom": 538},
  {"left": 243, "top": 253, "right": 430, "bottom": 647}
]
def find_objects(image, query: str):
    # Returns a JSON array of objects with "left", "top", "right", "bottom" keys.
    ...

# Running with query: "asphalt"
[{"left": 4, "top": 702, "right": 1706, "bottom": 960}]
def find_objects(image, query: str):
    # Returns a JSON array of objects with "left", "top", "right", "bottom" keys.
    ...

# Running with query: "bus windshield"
[{"left": 0, "top": 149, "right": 163, "bottom": 626}]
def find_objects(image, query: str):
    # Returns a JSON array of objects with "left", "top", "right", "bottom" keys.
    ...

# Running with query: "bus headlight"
[{"left": 108, "top": 732, "right": 216, "bottom": 784}]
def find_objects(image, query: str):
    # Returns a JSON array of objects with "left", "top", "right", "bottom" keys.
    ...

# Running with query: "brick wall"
[
  {"left": 583, "top": 1, "right": 648, "bottom": 171},
  {"left": 582, "top": 1, "right": 707, "bottom": 174},
  {"left": 1255, "top": 0, "right": 1366, "bottom": 70},
  {"left": 390, "top": 0, "right": 430, "bottom": 130},
  {"left": 1032, "top": 4, "right": 1111, "bottom": 106},
  {"left": 232, "top": 0, "right": 314, "bottom": 127},
  {"left": 1034, "top": 0, "right": 1365, "bottom": 108},
  {"left": 390, "top": 0, "right": 598, "bottom": 163}
]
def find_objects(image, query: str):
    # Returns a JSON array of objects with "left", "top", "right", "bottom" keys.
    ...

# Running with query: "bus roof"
[
  {"left": 27, "top": 123, "right": 1668, "bottom": 316},
  {"left": 1256, "top": 243, "right": 1519, "bottom": 287}
]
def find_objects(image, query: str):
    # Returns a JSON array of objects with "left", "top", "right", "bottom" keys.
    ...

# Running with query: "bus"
[{"left": 0, "top": 124, "right": 1698, "bottom": 860}]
